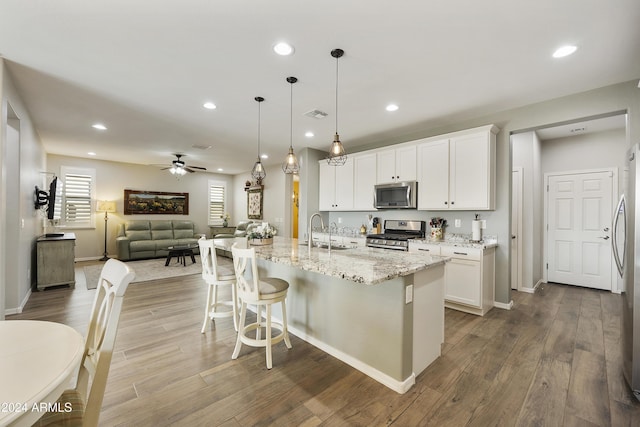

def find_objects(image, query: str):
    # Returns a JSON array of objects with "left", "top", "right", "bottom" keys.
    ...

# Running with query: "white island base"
[{"left": 254, "top": 258, "right": 444, "bottom": 394}]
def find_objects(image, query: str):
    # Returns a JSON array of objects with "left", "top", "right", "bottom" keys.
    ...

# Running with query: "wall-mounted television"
[{"left": 46, "top": 176, "right": 63, "bottom": 221}]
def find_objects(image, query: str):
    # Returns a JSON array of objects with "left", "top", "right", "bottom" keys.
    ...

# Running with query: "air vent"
[
  {"left": 192, "top": 144, "right": 212, "bottom": 150},
  {"left": 304, "top": 109, "right": 328, "bottom": 119},
  {"left": 570, "top": 127, "right": 586, "bottom": 134}
]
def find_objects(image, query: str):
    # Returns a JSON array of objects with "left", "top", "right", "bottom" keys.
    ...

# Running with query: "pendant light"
[
  {"left": 251, "top": 96, "right": 267, "bottom": 184},
  {"left": 327, "top": 48, "right": 347, "bottom": 166},
  {"left": 282, "top": 76, "right": 300, "bottom": 174}
]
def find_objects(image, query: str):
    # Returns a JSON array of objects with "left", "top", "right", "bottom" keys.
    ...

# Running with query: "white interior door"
[{"left": 547, "top": 170, "right": 614, "bottom": 290}]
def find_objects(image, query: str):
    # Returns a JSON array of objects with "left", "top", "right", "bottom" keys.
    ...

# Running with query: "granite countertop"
[
  {"left": 248, "top": 236, "right": 447, "bottom": 285},
  {"left": 410, "top": 235, "right": 498, "bottom": 249}
]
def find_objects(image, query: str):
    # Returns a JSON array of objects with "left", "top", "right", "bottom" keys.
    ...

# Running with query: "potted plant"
[
  {"left": 247, "top": 223, "right": 276, "bottom": 245},
  {"left": 221, "top": 213, "right": 231, "bottom": 227}
]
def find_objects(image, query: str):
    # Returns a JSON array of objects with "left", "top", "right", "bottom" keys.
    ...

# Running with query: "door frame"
[
  {"left": 543, "top": 167, "right": 618, "bottom": 290},
  {"left": 511, "top": 168, "right": 524, "bottom": 291}
]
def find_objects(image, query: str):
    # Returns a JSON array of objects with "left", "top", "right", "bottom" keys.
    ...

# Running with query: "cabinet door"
[
  {"left": 450, "top": 132, "right": 493, "bottom": 210},
  {"left": 353, "top": 153, "right": 377, "bottom": 210},
  {"left": 445, "top": 258, "right": 481, "bottom": 307},
  {"left": 318, "top": 162, "right": 336, "bottom": 210},
  {"left": 334, "top": 157, "right": 354, "bottom": 210},
  {"left": 396, "top": 145, "right": 417, "bottom": 182},
  {"left": 376, "top": 148, "right": 397, "bottom": 184},
  {"left": 417, "top": 139, "right": 450, "bottom": 210}
]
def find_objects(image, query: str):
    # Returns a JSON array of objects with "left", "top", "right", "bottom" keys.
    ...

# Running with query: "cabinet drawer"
[
  {"left": 441, "top": 247, "right": 482, "bottom": 261},
  {"left": 408, "top": 242, "right": 441, "bottom": 255}
]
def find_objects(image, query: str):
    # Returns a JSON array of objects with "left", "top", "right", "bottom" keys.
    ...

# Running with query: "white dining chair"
[
  {"left": 34, "top": 258, "right": 135, "bottom": 427},
  {"left": 198, "top": 237, "right": 238, "bottom": 332},
  {"left": 231, "top": 243, "right": 292, "bottom": 369}
]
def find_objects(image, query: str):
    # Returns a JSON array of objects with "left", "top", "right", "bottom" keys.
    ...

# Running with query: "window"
[
  {"left": 208, "top": 180, "right": 226, "bottom": 226},
  {"left": 60, "top": 166, "right": 96, "bottom": 228}
]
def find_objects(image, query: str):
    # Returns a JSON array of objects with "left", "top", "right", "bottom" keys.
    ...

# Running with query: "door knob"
[
  {"left": 598, "top": 236, "right": 610, "bottom": 240},
  {"left": 604, "top": 227, "right": 610, "bottom": 232},
  {"left": 512, "top": 235, "right": 516, "bottom": 239}
]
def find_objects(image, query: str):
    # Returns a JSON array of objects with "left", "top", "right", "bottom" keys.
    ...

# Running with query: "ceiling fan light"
[{"left": 170, "top": 167, "right": 176, "bottom": 174}]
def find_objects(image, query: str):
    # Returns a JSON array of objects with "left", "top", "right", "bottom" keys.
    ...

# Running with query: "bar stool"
[
  {"left": 231, "top": 243, "right": 292, "bottom": 369},
  {"left": 199, "top": 237, "right": 238, "bottom": 332}
]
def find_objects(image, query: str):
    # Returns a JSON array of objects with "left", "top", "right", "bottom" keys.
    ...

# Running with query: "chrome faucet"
[{"left": 308, "top": 213, "right": 325, "bottom": 255}]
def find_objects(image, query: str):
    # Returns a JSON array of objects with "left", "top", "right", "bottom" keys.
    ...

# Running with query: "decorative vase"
[
  {"left": 249, "top": 237, "right": 273, "bottom": 246},
  {"left": 222, "top": 220, "right": 228, "bottom": 227},
  {"left": 430, "top": 227, "right": 444, "bottom": 241}
]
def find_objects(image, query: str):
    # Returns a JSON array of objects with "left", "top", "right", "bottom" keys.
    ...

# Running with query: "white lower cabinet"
[{"left": 409, "top": 242, "right": 495, "bottom": 316}]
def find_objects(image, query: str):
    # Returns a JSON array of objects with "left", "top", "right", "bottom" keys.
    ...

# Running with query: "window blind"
[
  {"left": 209, "top": 182, "right": 225, "bottom": 225},
  {"left": 63, "top": 173, "right": 93, "bottom": 224}
]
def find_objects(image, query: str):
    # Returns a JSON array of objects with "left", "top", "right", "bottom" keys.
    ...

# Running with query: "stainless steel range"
[{"left": 366, "top": 219, "right": 426, "bottom": 251}]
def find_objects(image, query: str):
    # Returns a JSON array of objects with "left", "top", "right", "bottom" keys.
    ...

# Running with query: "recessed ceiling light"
[
  {"left": 261, "top": 154, "right": 268, "bottom": 159},
  {"left": 305, "top": 131, "right": 314, "bottom": 138},
  {"left": 87, "top": 152, "right": 96, "bottom": 156},
  {"left": 552, "top": 45, "right": 577, "bottom": 58},
  {"left": 203, "top": 102, "right": 217, "bottom": 110},
  {"left": 217, "top": 168, "right": 223, "bottom": 172},
  {"left": 273, "top": 42, "right": 294, "bottom": 56},
  {"left": 92, "top": 123, "right": 107, "bottom": 130},
  {"left": 386, "top": 104, "right": 399, "bottom": 112}
]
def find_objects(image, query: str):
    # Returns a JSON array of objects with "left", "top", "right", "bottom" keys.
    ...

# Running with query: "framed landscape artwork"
[
  {"left": 247, "top": 185, "right": 263, "bottom": 220},
  {"left": 124, "top": 189, "right": 189, "bottom": 215}
]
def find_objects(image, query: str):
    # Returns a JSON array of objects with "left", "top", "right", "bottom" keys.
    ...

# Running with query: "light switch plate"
[
  {"left": 405, "top": 284, "right": 413, "bottom": 304},
  {"left": 454, "top": 219, "right": 461, "bottom": 228}
]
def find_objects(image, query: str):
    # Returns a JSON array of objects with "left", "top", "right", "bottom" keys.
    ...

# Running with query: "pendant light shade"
[
  {"left": 251, "top": 96, "right": 267, "bottom": 183},
  {"left": 282, "top": 76, "right": 300, "bottom": 174},
  {"left": 327, "top": 48, "right": 347, "bottom": 166}
]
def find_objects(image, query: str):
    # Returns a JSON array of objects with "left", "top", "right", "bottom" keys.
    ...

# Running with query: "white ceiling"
[{"left": 1, "top": 0, "right": 639, "bottom": 175}]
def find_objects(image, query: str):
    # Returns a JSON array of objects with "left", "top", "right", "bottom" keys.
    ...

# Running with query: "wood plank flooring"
[{"left": 8, "top": 264, "right": 640, "bottom": 426}]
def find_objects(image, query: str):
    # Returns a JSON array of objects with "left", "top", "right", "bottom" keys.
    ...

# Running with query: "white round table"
[{"left": 0, "top": 320, "right": 84, "bottom": 427}]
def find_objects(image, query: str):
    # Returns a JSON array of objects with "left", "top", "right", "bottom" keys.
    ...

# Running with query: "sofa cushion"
[
  {"left": 125, "top": 220, "right": 151, "bottom": 231},
  {"left": 154, "top": 239, "right": 175, "bottom": 251},
  {"left": 127, "top": 230, "right": 152, "bottom": 241},
  {"left": 150, "top": 221, "right": 173, "bottom": 231},
  {"left": 152, "top": 230, "right": 174, "bottom": 240},
  {"left": 173, "top": 221, "right": 195, "bottom": 239},
  {"left": 130, "top": 240, "right": 157, "bottom": 254}
]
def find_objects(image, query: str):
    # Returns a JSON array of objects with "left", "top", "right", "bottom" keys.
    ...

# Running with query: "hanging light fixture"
[
  {"left": 327, "top": 48, "right": 347, "bottom": 166},
  {"left": 251, "top": 96, "right": 267, "bottom": 184},
  {"left": 282, "top": 76, "right": 300, "bottom": 174}
]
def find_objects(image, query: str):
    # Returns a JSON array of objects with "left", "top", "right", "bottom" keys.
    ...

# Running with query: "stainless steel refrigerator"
[{"left": 614, "top": 142, "right": 640, "bottom": 401}]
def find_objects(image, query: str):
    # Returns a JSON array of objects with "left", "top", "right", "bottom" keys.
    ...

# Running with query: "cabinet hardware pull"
[
  {"left": 418, "top": 248, "right": 430, "bottom": 252},
  {"left": 453, "top": 251, "right": 468, "bottom": 255}
]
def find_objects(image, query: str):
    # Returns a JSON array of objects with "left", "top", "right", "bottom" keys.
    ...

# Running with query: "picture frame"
[
  {"left": 247, "top": 185, "right": 263, "bottom": 220},
  {"left": 124, "top": 189, "right": 189, "bottom": 215}
]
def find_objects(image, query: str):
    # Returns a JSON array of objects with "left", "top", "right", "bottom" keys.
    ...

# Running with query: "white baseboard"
[
  {"left": 493, "top": 300, "right": 514, "bottom": 310},
  {"left": 5, "top": 288, "right": 31, "bottom": 315},
  {"left": 75, "top": 256, "right": 104, "bottom": 262},
  {"left": 245, "top": 305, "right": 416, "bottom": 394},
  {"left": 287, "top": 323, "right": 416, "bottom": 394}
]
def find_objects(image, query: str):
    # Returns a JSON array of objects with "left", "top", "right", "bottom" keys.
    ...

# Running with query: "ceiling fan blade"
[
  {"left": 160, "top": 166, "right": 171, "bottom": 170},
  {"left": 189, "top": 166, "right": 207, "bottom": 170},
  {"left": 184, "top": 167, "right": 196, "bottom": 173}
]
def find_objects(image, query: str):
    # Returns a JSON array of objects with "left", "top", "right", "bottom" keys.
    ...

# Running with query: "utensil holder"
[{"left": 430, "top": 227, "right": 444, "bottom": 241}]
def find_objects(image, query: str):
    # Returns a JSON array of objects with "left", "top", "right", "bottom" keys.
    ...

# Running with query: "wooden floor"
[{"left": 9, "top": 264, "right": 640, "bottom": 426}]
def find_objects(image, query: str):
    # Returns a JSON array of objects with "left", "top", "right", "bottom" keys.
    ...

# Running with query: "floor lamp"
[{"left": 97, "top": 200, "right": 116, "bottom": 261}]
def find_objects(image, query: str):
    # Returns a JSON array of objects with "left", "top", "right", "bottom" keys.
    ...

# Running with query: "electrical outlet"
[
  {"left": 405, "top": 284, "right": 413, "bottom": 304},
  {"left": 338, "top": 217, "right": 342, "bottom": 224},
  {"left": 454, "top": 219, "right": 461, "bottom": 228},
  {"left": 480, "top": 220, "right": 487, "bottom": 229}
]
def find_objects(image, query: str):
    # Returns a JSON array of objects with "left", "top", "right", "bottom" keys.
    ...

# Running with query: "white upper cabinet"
[
  {"left": 353, "top": 153, "right": 377, "bottom": 210},
  {"left": 418, "top": 125, "right": 498, "bottom": 210},
  {"left": 319, "top": 158, "right": 354, "bottom": 211},
  {"left": 376, "top": 145, "right": 417, "bottom": 184}
]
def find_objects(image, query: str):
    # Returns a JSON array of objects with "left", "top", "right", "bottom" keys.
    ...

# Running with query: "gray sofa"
[{"left": 116, "top": 220, "right": 202, "bottom": 261}]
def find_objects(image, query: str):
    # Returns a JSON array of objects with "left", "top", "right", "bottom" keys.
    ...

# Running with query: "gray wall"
[{"left": 1, "top": 60, "right": 48, "bottom": 316}]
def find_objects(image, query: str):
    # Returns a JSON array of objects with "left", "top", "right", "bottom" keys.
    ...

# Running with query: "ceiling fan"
[{"left": 160, "top": 154, "right": 207, "bottom": 175}]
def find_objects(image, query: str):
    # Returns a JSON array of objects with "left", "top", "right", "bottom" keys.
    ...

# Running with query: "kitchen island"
[{"left": 239, "top": 236, "right": 447, "bottom": 393}]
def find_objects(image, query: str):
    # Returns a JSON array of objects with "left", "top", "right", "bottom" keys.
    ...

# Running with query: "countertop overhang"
[{"left": 247, "top": 236, "right": 447, "bottom": 285}]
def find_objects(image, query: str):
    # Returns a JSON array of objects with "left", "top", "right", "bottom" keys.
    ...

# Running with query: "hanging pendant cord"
[
  {"left": 257, "top": 101, "right": 261, "bottom": 159},
  {"left": 335, "top": 55, "right": 339, "bottom": 134},
  {"left": 290, "top": 82, "right": 293, "bottom": 149}
]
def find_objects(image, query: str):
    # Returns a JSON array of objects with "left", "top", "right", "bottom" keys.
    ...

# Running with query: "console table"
[
  {"left": 36, "top": 233, "right": 76, "bottom": 291},
  {"left": 209, "top": 226, "right": 236, "bottom": 238}
]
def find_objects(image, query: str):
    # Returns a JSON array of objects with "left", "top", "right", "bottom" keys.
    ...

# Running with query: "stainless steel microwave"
[{"left": 374, "top": 181, "right": 418, "bottom": 209}]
